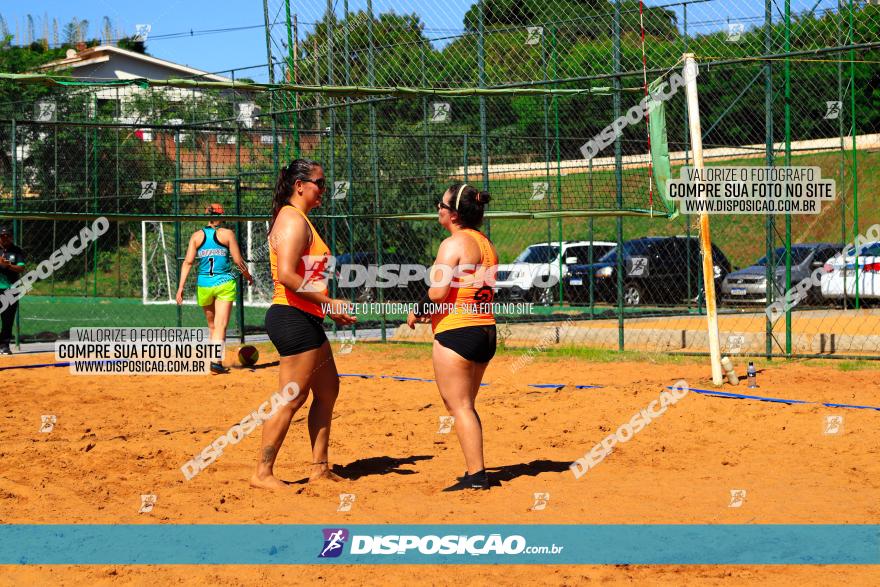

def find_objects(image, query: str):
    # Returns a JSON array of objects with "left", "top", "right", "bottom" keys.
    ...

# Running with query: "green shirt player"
[
  {"left": 0, "top": 225, "right": 27, "bottom": 355},
  {"left": 176, "top": 204, "right": 253, "bottom": 374}
]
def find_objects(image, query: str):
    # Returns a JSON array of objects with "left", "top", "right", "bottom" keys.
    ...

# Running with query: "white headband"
[{"left": 455, "top": 184, "right": 468, "bottom": 210}]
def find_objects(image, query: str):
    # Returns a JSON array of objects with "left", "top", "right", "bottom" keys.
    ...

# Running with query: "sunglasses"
[
  {"left": 437, "top": 200, "right": 455, "bottom": 212},
  {"left": 301, "top": 177, "right": 326, "bottom": 190}
]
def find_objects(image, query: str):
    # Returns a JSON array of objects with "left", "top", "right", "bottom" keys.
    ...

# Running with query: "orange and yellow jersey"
[
  {"left": 269, "top": 205, "right": 331, "bottom": 318},
  {"left": 431, "top": 229, "right": 498, "bottom": 335}
]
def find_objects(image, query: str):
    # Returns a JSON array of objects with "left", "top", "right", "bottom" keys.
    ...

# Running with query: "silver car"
[{"left": 721, "top": 244, "right": 842, "bottom": 305}]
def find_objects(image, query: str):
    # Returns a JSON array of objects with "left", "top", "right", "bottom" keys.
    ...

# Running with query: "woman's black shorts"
[
  {"left": 265, "top": 304, "right": 328, "bottom": 356},
  {"left": 435, "top": 325, "right": 497, "bottom": 364}
]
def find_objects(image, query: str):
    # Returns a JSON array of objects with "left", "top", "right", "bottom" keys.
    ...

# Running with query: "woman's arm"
[
  {"left": 219, "top": 228, "right": 254, "bottom": 285},
  {"left": 175, "top": 232, "right": 200, "bottom": 305},
  {"left": 3, "top": 259, "right": 25, "bottom": 274},
  {"left": 428, "top": 237, "right": 461, "bottom": 303},
  {"left": 407, "top": 236, "right": 461, "bottom": 327}
]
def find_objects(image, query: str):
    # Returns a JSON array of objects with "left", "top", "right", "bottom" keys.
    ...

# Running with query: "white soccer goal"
[
  {"left": 141, "top": 221, "right": 177, "bottom": 304},
  {"left": 243, "top": 219, "right": 274, "bottom": 306},
  {"left": 140, "top": 220, "right": 275, "bottom": 306}
]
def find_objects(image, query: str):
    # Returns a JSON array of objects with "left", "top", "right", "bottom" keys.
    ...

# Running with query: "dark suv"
[{"left": 564, "top": 236, "right": 732, "bottom": 306}]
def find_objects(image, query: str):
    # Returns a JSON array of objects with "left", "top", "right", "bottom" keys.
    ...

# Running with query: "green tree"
[
  {"left": 298, "top": 10, "right": 446, "bottom": 257},
  {"left": 463, "top": 0, "right": 677, "bottom": 39},
  {"left": 117, "top": 36, "right": 147, "bottom": 54}
]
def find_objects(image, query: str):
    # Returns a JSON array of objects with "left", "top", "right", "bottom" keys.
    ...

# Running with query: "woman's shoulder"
[
  {"left": 443, "top": 230, "right": 485, "bottom": 256},
  {"left": 213, "top": 226, "right": 238, "bottom": 244},
  {"left": 190, "top": 228, "right": 207, "bottom": 245},
  {"left": 275, "top": 205, "right": 307, "bottom": 226},
  {"left": 270, "top": 207, "right": 311, "bottom": 246},
  {"left": 457, "top": 228, "right": 493, "bottom": 245},
  {"left": 442, "top": 232, "right": 470, "bottom": 248}
]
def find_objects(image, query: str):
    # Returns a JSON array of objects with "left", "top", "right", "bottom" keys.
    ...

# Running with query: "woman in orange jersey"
[
  {"left": 251, "top": 159, "right": 356, "bottom": 490},
  {"left": 407, "top": 183, "right": 497, "bottom": 491}
]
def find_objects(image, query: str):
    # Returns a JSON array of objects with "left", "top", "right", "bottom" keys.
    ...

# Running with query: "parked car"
[
  {"left": 564, "top": 236, "right": 731, "bottom": 306},
  {"left": 493, "top": 240, "right": 615, "bottom": 305},
  {"left": 821, "top": 241, "right": 880, "bottom": 302},
  {"left": 721, "top": 243, "right": 842, "bottom": 305},
  {"left": 330, "top": 251, "right": 429, "bottom": 303}
]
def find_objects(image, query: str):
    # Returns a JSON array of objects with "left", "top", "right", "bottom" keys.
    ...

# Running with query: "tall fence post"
[
  {"left": 236, "top": 177, "right": 245, "bottom": 343},
  {"left": 326, "top": 0, "right": 338, "bottom": 340},
  {"left": 367, "top": 0, "right": 385, "bottom": 342},
  {"left": 613, "top": 0, "right": 624, "bottom": 352},
  {"left": 83, "top": 102, "right": 89, "bottom": 299},
  {"left": 237, "top": 119, "right": 245, "bottom": 342},
  {"left": 92, "top": 95, "right": 99, "bottom": 299},
  {"left": 477, "top": 0, "right": 490, "bottom": 239},
  {"left": 115, "top": 89, "right": 122, "bottom": 298},
  {"left": 53, "top": 114, "right": 59, "bottom": 298},
  {"left": 683, "top": 1, "right": 694, "bottom": 314},
  {"left": 542, "top": 23, "right": 553, "bottom": 306},
  {"left": 848, "top": 0, "right": 860, "bottom": 309},
  {"left": 314, "top": 38, "right": 323, "bottom": 160},
  {"left": 174, "top": 128, "right": 182, "bottom": 328},
  {"left": 837, "top": 0, "right": 847, "bottom": 315},
  {"left": 293, "top": 12, "right": 301, "bottom": 157},
  {"left": 784, "top": 0, "right": 792, "bottom": 356},
  {"left": 11, "top": 120, "right": 20, "bottom": 348},
  {"left": 552, "top": 26, "right": 564, "bottom": 307},
  {"left": 764, "top": 0, "right": 776, "bottom": 358},
  {"left": 420, "top": 33, "right": 429, "bottom": 192},
  {"left": 463, "top": 133, "right": 469, "bottom": 183},
  {"left": 345, "top": 0, "right": 356, "bottom": 339},
  {"left": 588, "top": 157, "right": 595, "bottom": 317},
  {"left": 284, "top": 0, "right": 296, "bottom": 161},
  {"left": 262, "top": 0, "right": 275, "bottom": 84}
]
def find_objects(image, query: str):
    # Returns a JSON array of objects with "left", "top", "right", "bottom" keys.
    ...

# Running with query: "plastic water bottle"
[
  {"left": 720, "top": 356, "right": 739, "bottom": 386},
  {"left": 747, "top": 362, "right": 757, "bottom": 388}
]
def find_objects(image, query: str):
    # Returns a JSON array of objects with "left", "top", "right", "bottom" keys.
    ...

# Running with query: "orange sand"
[{"left": 1, "top": 343, "right": 879, "bottom": 584}]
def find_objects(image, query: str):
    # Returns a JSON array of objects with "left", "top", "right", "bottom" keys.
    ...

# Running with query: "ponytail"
[{"left": 270, "top": 159, "right": 322, "bottom": 231}]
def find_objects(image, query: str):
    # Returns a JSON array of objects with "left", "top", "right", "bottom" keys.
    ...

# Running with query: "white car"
[
  {"left": 493, "top": 240, "right": 615, "bottom": 305},
  {"left": 820, "top": 241, "right": 880, "bottom": 301}
]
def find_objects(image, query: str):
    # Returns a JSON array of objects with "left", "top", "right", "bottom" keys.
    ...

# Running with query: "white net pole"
[{"left": 684, "top": 53, "right": 723, "bottom": 386}]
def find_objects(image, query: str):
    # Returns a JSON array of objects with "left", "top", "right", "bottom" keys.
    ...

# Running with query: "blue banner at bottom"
[{"left": 1, "top": 525, "right": 877, "bottom": 564}]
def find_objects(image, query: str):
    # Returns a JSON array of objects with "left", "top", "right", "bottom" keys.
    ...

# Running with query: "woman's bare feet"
[
  {"left": 250, "top": 473, "right": 289, "bottom": 490},
  {"left": 309, "top": 465, "right": 344, "bottom": 483}
]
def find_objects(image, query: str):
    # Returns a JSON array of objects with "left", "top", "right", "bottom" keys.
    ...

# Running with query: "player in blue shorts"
[{"left": 176, "top": 203, "right": 253, "bottom": 374}]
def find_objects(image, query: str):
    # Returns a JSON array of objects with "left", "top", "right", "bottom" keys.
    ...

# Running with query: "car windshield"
[
  {"left": 755, "top": 247, "right": 812, "bottom": 266},
  {"left": 597, "top": 240, "right": 654, "bottom": 263},
  {"left": 514, "top": 245, "right": 559, "bottom": 264}
]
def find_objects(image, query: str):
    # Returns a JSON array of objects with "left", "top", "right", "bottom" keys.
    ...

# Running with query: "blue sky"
[
  {"left": 3, "top": 0, "right": 476, "bottom": 80},
  {"left": 3, "top": 1, "right": 840, "bottom": 82}
]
